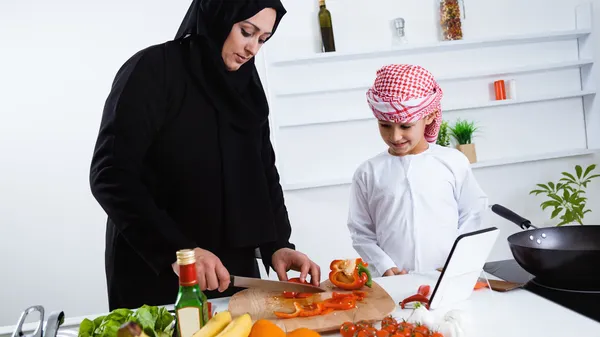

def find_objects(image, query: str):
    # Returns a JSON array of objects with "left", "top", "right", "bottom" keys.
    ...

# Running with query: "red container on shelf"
[{"left": 494, "top": 80, "right": 507, "bottom": 100}]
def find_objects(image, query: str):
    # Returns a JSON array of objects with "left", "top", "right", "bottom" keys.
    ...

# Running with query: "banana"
[
  {"left": 214, "top": 313, "right": 252, "bottom": 337},
  {"left": 192, "top": 311, "right": 233, "bottom": 337}
]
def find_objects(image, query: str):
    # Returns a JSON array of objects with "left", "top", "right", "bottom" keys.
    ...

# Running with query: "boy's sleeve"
[
  {"left": 347, "top": 171, "right": 396, "bottom": 277},
  {"left": 456, "top": 162, "right": 489, "bottom": 235}
]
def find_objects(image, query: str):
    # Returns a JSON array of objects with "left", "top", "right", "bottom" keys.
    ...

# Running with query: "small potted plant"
[
  {"left": 449, "top": 118, "right": 478, "bottom": 163},
  {"left": 529, "top": 164, "right": 599, "bottom": 226},
  {"left": 436, "top": 120, "right": 450, "bottom": 147}
]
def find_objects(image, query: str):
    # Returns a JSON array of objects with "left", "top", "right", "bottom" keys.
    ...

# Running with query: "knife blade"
[{"left": 230, "top": 275, "right": 326, "bottom": 293}]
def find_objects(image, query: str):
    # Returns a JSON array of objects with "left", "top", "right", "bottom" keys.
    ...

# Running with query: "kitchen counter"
[{"left": 2, "top": 272, "right": 598, "bottom": 337}]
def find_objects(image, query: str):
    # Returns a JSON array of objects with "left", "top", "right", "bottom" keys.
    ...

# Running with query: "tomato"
[
  {"left": 413, "top": 325, "right": 430, "bottom": 335},
  {"left": 382, "top": 324, "right": 397, "bottom": 334},
  {"left": 375, "top": 329, "right": 390, "bottom": 337},
  {"left": 412, "top": 333, "right": 425, "bottom": 337},
  {"left": 357, "top": 327, "right": 377, "bottom": 337},
  {"left": 394, "top": 326, "right": 412, "bottom": 337},
  {"left": 381, "top": 315, "right": 397, "bottom": 327},
  {"left": 398, "top": 321, "right": 414, "bottom": 331},
  {"left": 431, "top": 332, "right": 445, "bottom": 337},
  {"left": 340, "top": 322, "right": 357, "bottom": 337},
  {"left": 355, "top": 320, "right": 373, "bottom": 330}
]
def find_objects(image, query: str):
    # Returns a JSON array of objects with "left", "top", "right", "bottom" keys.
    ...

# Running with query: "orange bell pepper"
[{"left": 328, "top": 258, "right": 372, "bottom": 290}]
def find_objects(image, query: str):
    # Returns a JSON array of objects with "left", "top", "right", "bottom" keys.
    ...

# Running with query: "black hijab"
[{"left": 174, "top": 0, "right": 287, "bottom": 249}]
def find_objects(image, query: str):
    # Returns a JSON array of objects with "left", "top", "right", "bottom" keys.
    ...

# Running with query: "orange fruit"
[
  {"left": 248, "top": 319, "right": 286, "bottom": 337},
  {"left": 286, "top": 327, "right": 321, "bottom": 337}
]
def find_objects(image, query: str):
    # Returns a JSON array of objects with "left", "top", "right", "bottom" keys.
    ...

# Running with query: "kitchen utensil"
[
  {"left": 228, "top": 279, "right": 395, "bottom": 333},
  {"left": 230, "top": 275, "right": 326, "bottom": 294},
  {"left": 486, "top": 279, "right": 523, "bottom": 292},
  {"left": 11, "top": 305, "right": 65, "bottom": 337},
  {"left": 491, "top": 204, "right": 600, "bottom": 291}
]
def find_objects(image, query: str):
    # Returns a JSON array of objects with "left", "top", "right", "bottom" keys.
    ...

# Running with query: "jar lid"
[{"left": 394, "top": 18, "right": 405, "bottom": 29}]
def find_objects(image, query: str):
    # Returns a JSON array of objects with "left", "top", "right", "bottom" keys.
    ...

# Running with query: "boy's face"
[{"left": 378, "top": 113, "right": 436, "bottom": 156}]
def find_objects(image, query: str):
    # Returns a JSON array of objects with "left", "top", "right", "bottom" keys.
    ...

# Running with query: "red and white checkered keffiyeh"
[{"left": 366, "top": 64, "right": 444, "bottom": 143}]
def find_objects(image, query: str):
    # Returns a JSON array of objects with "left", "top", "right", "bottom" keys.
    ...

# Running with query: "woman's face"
[{"left": 221, "top": 8, "right": 277, "bottom": 71}]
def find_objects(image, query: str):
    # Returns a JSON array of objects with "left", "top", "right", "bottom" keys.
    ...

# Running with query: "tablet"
[{"left": 428, "top": 227, "right": 500, "bottom": 310}]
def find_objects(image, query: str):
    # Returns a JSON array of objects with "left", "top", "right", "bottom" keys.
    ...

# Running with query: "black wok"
[{"left": 491, "top": 204, "right": 600, "bottom": 291}]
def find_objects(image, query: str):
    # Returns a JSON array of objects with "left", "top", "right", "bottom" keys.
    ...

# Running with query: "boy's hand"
[{"left": 383, "top": 267, "right": 408, "bottom": 276}]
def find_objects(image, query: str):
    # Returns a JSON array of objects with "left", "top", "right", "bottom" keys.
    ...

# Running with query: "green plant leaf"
[
  {"left": 561, "top": 172, "right": 577, "bottom": 181},
  {"left": 586, "top": 174, "right": 600, "bottom": 180},
  {"left": 583, "top": 164, "right": 597, "bottom": 178},
  {"left": 449, "top": 119, "right": 478, "bottom": 145},
  {"left": 541, "top": 200, "right": 561, "bottom": 210},
  {"left": 529, "top": 189, "right": 546, "bottom": 195},
  {"left": 548, "top": 194, "right": 563, "bottom": 203},
  {"left": 576, "top": 165, "right": 583, "bottom": 179},
  {"left": 537, "top": 183, "right": 550, "bottom": 191},
  {"left": 551, "top": 207, "right": 563, "bottom": 219}
]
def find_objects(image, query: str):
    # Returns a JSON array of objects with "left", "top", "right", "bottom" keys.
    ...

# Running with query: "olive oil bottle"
[
  {"left": 318, "top": 0, "right": 336, "bottom": 52},
  {"left": 174, "top": 249, "right": 208, "bottom": 337}
]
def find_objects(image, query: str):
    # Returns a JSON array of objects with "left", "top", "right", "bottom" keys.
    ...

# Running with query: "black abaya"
[{"left": 89, "top": 0, "right": 293, "bottom": 310}]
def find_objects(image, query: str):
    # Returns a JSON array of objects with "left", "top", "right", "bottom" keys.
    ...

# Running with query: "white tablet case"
[{"left": 428, "top": 227, "right": 500, "bottom": 310}]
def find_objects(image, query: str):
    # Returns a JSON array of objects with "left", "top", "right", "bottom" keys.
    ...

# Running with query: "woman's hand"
[
  {"left": 172, "top": 248, "right": 230, "bottom": 292},
  {"left": 271, "top": 248, "right": 321, "bottom": 286},
  {"left": 383, "top": 267, "right": 408, "bottom": 277}
]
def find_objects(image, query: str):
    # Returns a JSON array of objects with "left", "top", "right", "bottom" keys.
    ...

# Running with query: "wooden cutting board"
[{"left": 228, "top": 279, "right": 396, "bottom": 333}]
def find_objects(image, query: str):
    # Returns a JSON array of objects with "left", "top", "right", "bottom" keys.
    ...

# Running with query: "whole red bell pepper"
[{"left": 329, "top": 258, "right": 373, "bottom": 290}]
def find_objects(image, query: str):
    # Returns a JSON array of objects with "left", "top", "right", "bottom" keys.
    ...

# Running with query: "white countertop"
[{"left": 2, "top": 272, "right": 598, "bottom": 337}]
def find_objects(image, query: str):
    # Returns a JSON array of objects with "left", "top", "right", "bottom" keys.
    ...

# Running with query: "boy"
[{"left": 347, "top": 64, "right": 489, "bottom": 277}]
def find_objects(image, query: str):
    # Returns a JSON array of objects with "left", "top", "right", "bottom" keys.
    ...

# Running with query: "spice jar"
[
  {"left": 391, "top": 18, "right": 408, "bottom": 47},
  {"left": 439, "top": 0, "right": 465, "bottom": 41}
]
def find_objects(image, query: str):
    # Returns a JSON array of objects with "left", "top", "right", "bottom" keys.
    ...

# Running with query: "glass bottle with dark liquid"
[{"left": 318, "top": 0, "right": 335, "bottom": 52}]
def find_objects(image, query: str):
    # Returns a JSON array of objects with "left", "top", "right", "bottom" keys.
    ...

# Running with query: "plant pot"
[{"left": 457, "top": 143, "right": 477, "bottom": 163}]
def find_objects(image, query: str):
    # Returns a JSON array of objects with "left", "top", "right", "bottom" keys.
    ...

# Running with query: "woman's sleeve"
[
  {"left": 89, "top": 48, "right": 196, "bottom": 275},
  {"left": 258, "top": 121, "right": 295, "bottom": 272}
]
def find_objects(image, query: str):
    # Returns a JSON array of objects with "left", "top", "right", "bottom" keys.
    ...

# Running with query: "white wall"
[{"left": 1, "top": 0, "right": 599, "bottom": 328}]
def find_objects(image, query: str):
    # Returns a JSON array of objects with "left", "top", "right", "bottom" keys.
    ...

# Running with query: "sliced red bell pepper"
[
  {"left": 274, "top": 302, "right": 303, "bottom": 318},
  {"left": 282, "top": 277, "right": 312, "bottom": 299},
  {"left": 322, "top": 297, "right": 356, "bottom": 310},
  {"left": 329, "top": 258, "right": 373, "bottom": 290}
]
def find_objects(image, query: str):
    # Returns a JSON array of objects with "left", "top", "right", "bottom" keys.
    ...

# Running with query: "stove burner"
[
  {"left": 529, "top": 277, "right": 600, "bottom": 293},
  {"left": 529, "top": 278, "right": 600, "bottom": 294},
  {"left": 484, "top": 259, "right": 600, "bottom": 323}
]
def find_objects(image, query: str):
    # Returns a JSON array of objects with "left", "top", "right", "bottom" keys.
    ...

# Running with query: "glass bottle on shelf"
[
  {"left": 318, "top": 0, "right": 336, "bottom": 52},
  {"left": 392, "top": 18, "right": 408, "bottom": 47},
  {"left": 439, "top": 0, "right": 466, "bottom": 41}
]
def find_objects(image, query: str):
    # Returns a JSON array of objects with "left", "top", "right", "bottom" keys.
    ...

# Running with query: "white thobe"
[{"left": 347, "top": 143, "right": 489, "bottom": 277}]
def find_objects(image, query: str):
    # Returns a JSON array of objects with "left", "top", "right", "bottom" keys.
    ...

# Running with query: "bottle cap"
[
  {"left": 176, "top": 249, "right": 196, "bottom": 265},
  {"left": 394, "top": 18, "right": 405, "bottom": 29}
]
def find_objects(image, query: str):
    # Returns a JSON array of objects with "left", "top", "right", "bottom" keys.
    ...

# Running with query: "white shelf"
[
  {"left": 279, "top": 89, "right": 597, "bottom": 128},
  {"left": 275, "top": 59, "right": 595, "bottom": 97},
  {"left": 270, "top": 29, "right": 592, "bottom": 66},
  {"left": 281, "top": 149, "right": 597, "bottom": 191}
]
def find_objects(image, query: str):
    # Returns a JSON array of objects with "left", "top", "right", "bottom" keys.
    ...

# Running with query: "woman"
[{"left": 89, "top": 0, "right": 320, "bottom": 311}]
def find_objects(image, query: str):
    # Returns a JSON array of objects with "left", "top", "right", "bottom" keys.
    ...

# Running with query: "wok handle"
[{"left": 491, "top": 204, "right": 536, "bottom": 230}]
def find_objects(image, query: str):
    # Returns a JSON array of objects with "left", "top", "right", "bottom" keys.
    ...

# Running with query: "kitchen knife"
[{"left": 230, "top": 275, "right": 326, "bottom": 293}]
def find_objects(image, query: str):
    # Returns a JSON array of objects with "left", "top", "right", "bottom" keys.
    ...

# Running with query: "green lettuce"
[{"left": 78, "top": 306, "right": 174, "bottom": 337}]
